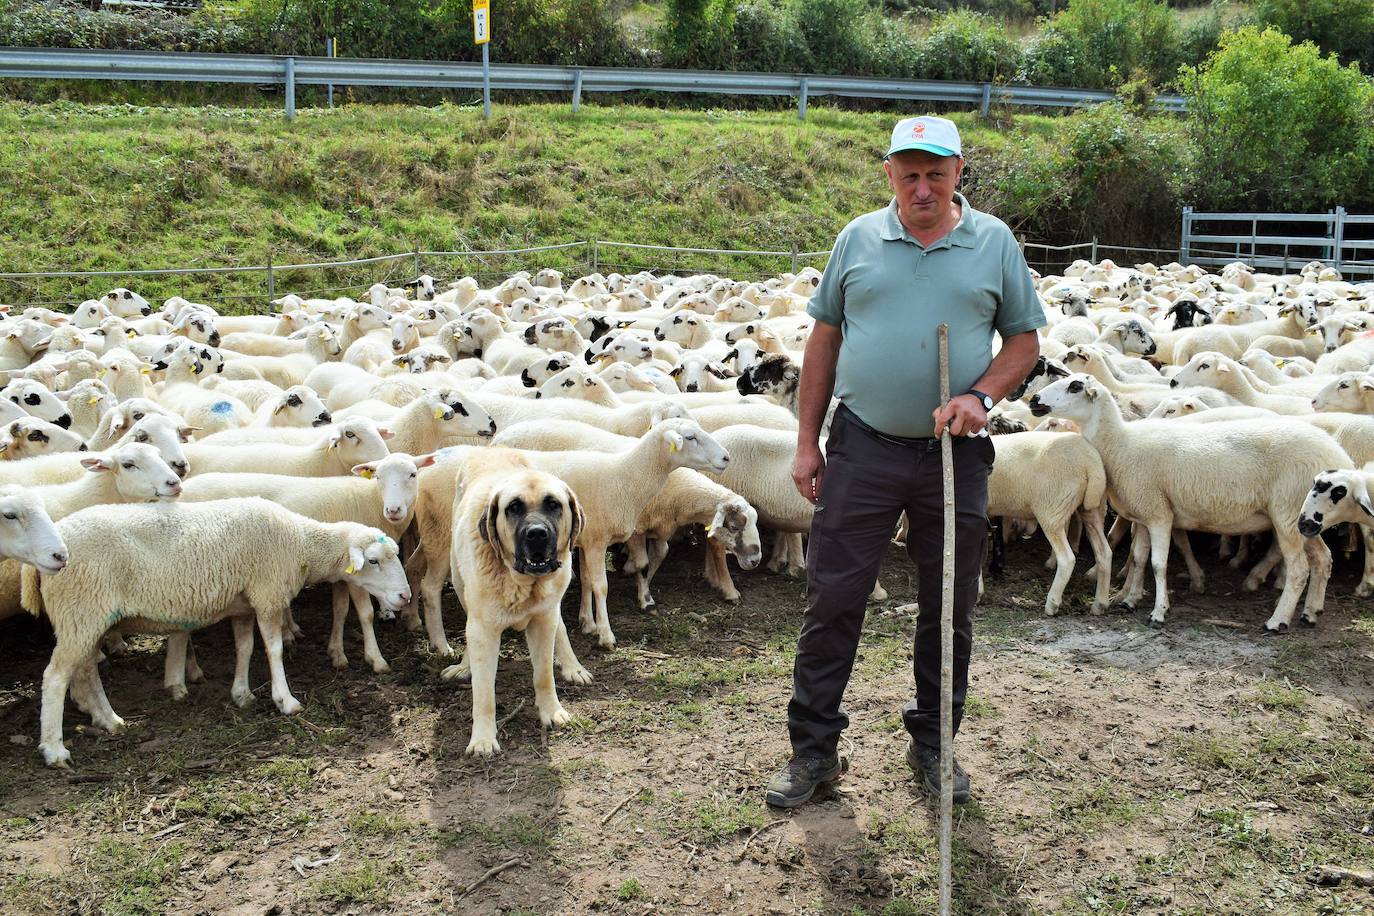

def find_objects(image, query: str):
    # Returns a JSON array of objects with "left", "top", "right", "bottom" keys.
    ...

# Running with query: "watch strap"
[{"left": 967, "top": 388, "right": 994, "bottom": 410}]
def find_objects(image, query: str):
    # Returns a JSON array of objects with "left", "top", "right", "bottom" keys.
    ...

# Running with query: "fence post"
[
  {"left": 414, "top": 248, "right": 422, "bottom": 279},
  {"left": 591, "top": 240, "right": 599, "bottom": 273},
  {"left": 1334, "top": 206, "right": 1346, "bottom": 273},
  {"left": 797, "top": 78, "right": 808, "bottom": 121},
  {"left": 1180, "top": 206, "right": 1192, "bottom": 264},
  {"left": 284, "top": 56, "right": 296, "bottom": 120},
  {"left": 790, "top": 243, "right": 799, "bottom": 275},
  {"left": 572, "top": 68, "right": 583, "bottom": 114},
  {"left": 979, "top": 83, "right": 992, "bottom": 118},
  {"left": 266, "top": 249, "right": 275, "bottom": 306},
  {"left": 1090, "top": 237, "right": 1098, "bottom": 264}
]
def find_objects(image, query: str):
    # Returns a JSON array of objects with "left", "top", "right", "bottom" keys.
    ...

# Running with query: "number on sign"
[{"left": 473, "top": 0, "right": 490, "bottom": 44}]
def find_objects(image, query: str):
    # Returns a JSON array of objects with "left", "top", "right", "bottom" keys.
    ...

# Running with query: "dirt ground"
[{"left": 2, "top": 532, "right": 1373, "bottom": 916}]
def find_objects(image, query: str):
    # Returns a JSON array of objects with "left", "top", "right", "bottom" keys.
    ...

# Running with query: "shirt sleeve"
[
  {"left": 805, "top": 228, "right": 848, "bottom": 327},
  {"left": 994, "top": 233, "right": 1048, "bottom": 337}
]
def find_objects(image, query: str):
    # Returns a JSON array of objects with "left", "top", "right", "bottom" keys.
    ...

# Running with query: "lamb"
[
  {"left": 21, "top": 498, "right": 410, "bottom": 766},
  {"left": 1028, "top": 374, "right": 1348, "bottom": 629},
  {"left": 177, "top": 452, "right": 436, "bottom": 676},
  {"left": 0, "top": 443, "right": 184, "bottom": 623},
  {"left": 0, "top": 486, "right": 67, "bottom": 573},
  {"left": 154, "top": 348, "right": 254, "bottom": 435},
  {"left": 183, "top": 417, "right": 392, "bottom": 477},
  {"left": 0, "top": 417, "right": 87, "bottom": 459},
  {"left": 490, "top": 420, "right": 763, "bottom": 606},
  {"left": 1168, "top": 352, "right": 1314, "bottom": 414},
  {"left": 985, "top": 431, "right": 1112, "bottom": 616},
  {"left": 250, "top": 385, "right": 333, "bottom": 428},
  {"left": 515, "top": 418, "right": 731, "bottom": 649}
]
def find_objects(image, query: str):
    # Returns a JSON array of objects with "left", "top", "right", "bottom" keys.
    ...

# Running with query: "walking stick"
[{"left": 937, "top": 323, "right": 955, "bottom": 916}]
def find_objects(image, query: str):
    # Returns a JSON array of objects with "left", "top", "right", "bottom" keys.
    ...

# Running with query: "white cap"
[{"left": 884, "top": 116, "right": 962, "bottom": 160}]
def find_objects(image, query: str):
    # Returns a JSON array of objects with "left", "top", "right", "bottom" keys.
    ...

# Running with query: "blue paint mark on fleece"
[{"left": 210, "top": 401, "right": 235, "bottom": 415}]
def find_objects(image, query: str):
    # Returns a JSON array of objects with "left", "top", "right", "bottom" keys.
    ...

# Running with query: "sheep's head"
[
  {"left": 735, "top": 354, "right": 798, "bottom": 400},
  {"left": 101, "top": 287, "right": 152, "bottom": 318},
  {"left": 1027, "top": 374, "right": 1101, "bottom": 420},
  {"left": 82, "top": 442, "right": 182, "bottom": 501},
  {"left": 340, "top": 527, "right": 410, "bottom": 610},
  {"left": 0, "top": 486, "right": 66, "bottom": 573},
  {"left": 0, "top": 417, "right": 86, "bottom": 459},
  {"left": 653, "top": 418, "right": 729, "bottom": 473},
  {"left": 1299, "top": 469, "right": 1372, "bottom": 537},
  {"left": 708, "top": 496, "right": 761, "bottom": 570},
  {"left": 521, "top": 352, "right": 575, "bottom": 388},
  {"left": 4, "top": 378, "right": 72, "bottom": 429},
  {"left": 352, "top": 451, "right": 438, "bottom": 524},
  {"left": 425, "top": 388, "right": 495, "bottom": 438},
  {"left": 1010, "top": 355, "right": 1070, "bottom": 401},
  {"left": 1170, "top": 352, "right": 1232, "bottom": 389},
  {"left": 1312, "top": 372, "right": 1374, "bottom": 413}
]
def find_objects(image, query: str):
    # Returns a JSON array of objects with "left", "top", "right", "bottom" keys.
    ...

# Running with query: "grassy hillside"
[{"left": 0, "top": 101, "right": 1064, "bottom": 309}]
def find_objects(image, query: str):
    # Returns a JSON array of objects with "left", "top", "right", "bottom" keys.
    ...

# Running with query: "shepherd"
[{"left": 765, "top": 115, "right": 1046, "bottom": 808}]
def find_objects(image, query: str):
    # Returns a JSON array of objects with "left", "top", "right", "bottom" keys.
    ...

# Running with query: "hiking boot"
[
  {"left": 907, "top": 740, "right": 970, "bottom": 804},
  {"left": 765, "top": 754, "right": 844, "bottom": 809}
]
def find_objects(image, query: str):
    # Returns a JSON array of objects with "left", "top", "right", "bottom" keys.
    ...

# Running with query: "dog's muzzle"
[{"left": 513, "top": 521, "right": 560, "bottom": 575}]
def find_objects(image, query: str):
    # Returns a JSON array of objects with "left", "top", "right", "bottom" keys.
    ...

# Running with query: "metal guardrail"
[
  {"left": 0, "top": 47, "right": 1187, "bottom": 120},
  {"left": 1181, "top": 206, "right": 1374, "bottom": 278}
]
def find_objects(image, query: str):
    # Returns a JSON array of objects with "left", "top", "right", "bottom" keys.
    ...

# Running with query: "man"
[{"left": 765, "top": 115, "right": 1045, "bottom": 809}]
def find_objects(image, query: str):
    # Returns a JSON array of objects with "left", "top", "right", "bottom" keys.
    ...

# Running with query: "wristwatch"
[{"left": 967, "top": 388, "right": 994, "bottom": 411}]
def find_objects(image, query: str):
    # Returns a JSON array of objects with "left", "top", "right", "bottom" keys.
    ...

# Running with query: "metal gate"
[{"left": 1181, "top": 207, "right": 1374, "bottom": 277}]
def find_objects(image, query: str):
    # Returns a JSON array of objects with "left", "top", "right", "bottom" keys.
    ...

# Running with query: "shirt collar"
[{"left": 881, "top": 191, "right": 979, "bottom": 249}]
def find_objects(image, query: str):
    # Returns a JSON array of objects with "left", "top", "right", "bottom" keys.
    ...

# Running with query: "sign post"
[{"left": 473, "top": 0, "right": 491, "bottom": 119}]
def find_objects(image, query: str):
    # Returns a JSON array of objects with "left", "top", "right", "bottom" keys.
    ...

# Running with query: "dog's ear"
[
  {"left": 565, "top": 488, "right": 584, "bottom": 549},
  {"left": 479, "top": 494, "right": 506, "bottom": 564}
]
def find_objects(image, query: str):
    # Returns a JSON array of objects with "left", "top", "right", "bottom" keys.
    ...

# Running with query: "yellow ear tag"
[
  {"left": 668, "top": 440, "right": 677, "bottom": 452},
  {"left": 345, "top": 564, "right": 357, "bottom": 574},
  {"left": 126, "top": 330, "right": 137, "bottom": 338},
  {"left": 705, "top": 524, "right": 715, "bottom": 536},
  {"left": 433, "top": 406, "right": 446, "bottom": 420},
  {"left": 88, "top": 396, "right": 99, "bottom": 405},
  {"left": 139, "top": 366, "right": 151, "bottom": 375},
  {"left": 359, "top": 468, "right": 374, "bottom": 479}
]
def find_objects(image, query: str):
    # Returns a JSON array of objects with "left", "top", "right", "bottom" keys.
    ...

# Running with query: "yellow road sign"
[{"left": 473, "top": 0, "right": 490, "bottom": 44}]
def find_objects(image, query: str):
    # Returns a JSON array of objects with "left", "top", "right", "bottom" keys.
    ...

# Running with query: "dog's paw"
[
  {"left": 540, "top": 705, "right": 573, "bottom": 729},
  {"left": 466, "top": 735, "right": 501, "bottom": 757},
  {"left": 560, "top": 665, "right": 594, "bottom": 686},
  {"left": 440, "top": 662, "right": 471, "bottom": 682}
]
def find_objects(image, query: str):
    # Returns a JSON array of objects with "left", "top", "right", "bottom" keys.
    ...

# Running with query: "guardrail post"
[
  {"left": 572, "top": 68, "right": 583, "bottom": 114},
  {"left": 979, "top": 83, "right": 992, "bottom": 118},
  {"left": 1334, "top": 206, "right": 1346, "bottom": 273},
  {"left": 284, "top": 56, "right": 296, "bottom": 120},
  {"left": 797, "top": 78, "right": 808, "bottom": 121},
  {"left": 266, "top": 249, "right": 275, "bottom": 305}
]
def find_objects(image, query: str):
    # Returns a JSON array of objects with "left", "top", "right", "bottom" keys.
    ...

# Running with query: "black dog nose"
[{"left": 525, "top": 525, "right": 550, "bottom": 546}]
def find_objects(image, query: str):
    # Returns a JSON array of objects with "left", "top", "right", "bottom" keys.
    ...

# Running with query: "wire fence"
[{"left": 5, "top": 236, "right": 1368, "bottom": 316}]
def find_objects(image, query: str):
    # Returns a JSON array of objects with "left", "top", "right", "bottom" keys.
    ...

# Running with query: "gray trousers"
[{"left": 787, "top": 404, "right": 993, "bottom": 758}]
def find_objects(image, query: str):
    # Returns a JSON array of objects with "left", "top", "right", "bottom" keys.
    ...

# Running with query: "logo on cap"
[{"left": 912, "top": 123, "right": 925, "bottom": 137}]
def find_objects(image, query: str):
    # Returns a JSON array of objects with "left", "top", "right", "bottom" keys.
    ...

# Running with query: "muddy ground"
[{"left": 1, "top": 533, "right": 1372, "bottom": 916}]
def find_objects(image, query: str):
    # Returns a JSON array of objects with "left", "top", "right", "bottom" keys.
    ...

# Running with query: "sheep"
[
  {"left": 734, "top": 354, "right": 800, "bottom": 416},
  {"left": 598, "top": 360, "right": 674, "bottom": 396},
  {"left": 535, "top": 366, "right": 623, "bottom": 408},
  {"left": 0, "top": 486, "right": 67, "bottom": 574},
  {"left": 200, "top": 376, "right": 287, "bottom": 412},
  {"left": 58, "top": 379, "right": 116, "bottom": 440},
  {"left": 21, "top": 498, "right": 411, "bottom": 766},
  {"left": 87, "top": 399, "right": 180, "bottom": 451},
  {"left": 490, "top": 420, "right": 763, "bottom": 606},
  {"left": 704, "top": 425, "right": 817, "bottom": 577},
  {"left": 183, "top": 416, "right": 393, "bottom": 477},
  {"left": 1316, "top": 331, "right": 1374, "bottom": 375},
  {"left": 1028, "top": 374, "right": 1348, "bottom": 630},
  {"left": 3, "top": 378, "right": 73, "bottom": 429},
  {"left": 154, "top": 348, "right": 254, "bottom": 435},
  {"left": 1313, "top": 372, "right": 1374, "bottom": 413},
  {"left": 97, "top": 348, "right": 152, "bottom": 400},
  {"left": 225, "top": 324, "right": 344, "bottom": 387},
  {"left": 0, "top": 443, "right": 185, "bottom": 623},
  {"left": 0, "top": 418, "right": 87, "bottom": 460},
  {"left": 100, "top": 288, "right": 153, "bottom": 319},
  {"left": 177, "top": 452, "right": 436, "bottom": 677},
  {"left": 332, "top": 388, "right": 498, "bottom": 451},
  {"left": 514, "top": 418, "right": 731, "bottom": 649},
  {"left": 985, "top": 431, "right": 1112, "bottom": 616},
  {"left": 669, "top": 352, "right": 737, "bottom": 394},
  {"left": 1168, "top": 352, "right": 1314, "bottom": 414},
  {"left": 250, "top": 385, "right": 333, "bottom": 428},
  {"left": 469, "top": 393, "right": 688, "bottom": 439}
]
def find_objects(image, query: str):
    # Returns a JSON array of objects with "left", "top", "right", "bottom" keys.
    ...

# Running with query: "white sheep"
[
  {"left": 0, "top": 486, "right": 67, "bottom": 573},
  {"left": 154, "top": 348, "right": 254, "bottom": 435},
  {"left": 1028, "top": 374, "right": 1347, "bottom": 629},
  {"left": 183, "top": 416, "right": 392, "bottom": 477},
  {"left": 21, "top": 498, "right": 410, "bottom": 766},
  {"left": 250, "top": 385, "right": 333, "bottom": 428},
  {"left": 0, "top": 417, "right": 87, "bottom": 460}
]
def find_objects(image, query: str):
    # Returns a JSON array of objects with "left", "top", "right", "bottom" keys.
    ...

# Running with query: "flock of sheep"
[{"left": 0, "top": 257, "right": 1371, "bottom": 766}]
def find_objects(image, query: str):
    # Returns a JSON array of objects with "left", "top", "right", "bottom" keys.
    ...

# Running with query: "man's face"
[{"left": 884, "top": 149, "right": 963, "bottom": 232}]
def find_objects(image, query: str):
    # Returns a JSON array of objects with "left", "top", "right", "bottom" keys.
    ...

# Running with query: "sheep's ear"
[
  {"left": 273, "top": 398, "right": 290, "bottom": 414},
  {"left": 345, "top": 545, "right": 366, "bottom": 575},
  {"left": 413, "top": 452, "right": 438, "bottom": 469},
  {"left": 178, "top": 425, "right": 199, "bottom": 442},
  {"left": 376, "top": 426, "right": 394, "bottom": 440},
  {"left": 1083, "top": 383, "right": 1099, "bottom": 401},
  {"left": 391, "top": 355, "right": 410, "bottom": 367},
  {"left": 351, "top": 462, "right": 376, "bottom": 479},
  {"left": 707, "top": 362, "right": 731, "bottom": 379},
  {"left": 664, "top": 428, "right": 685, "bottom": 452},
  {"left": 80, "top": 456, "right": 114, "bottom": 472},
  {"left": 1217, "top": 362, "right": 1231, "bottom": 373},
  {"left": 1359, "top": 378, "right": 1374, "bottom": 392},
  {"left": 669, "top": 366, "right": 683, "bottom": 378}
]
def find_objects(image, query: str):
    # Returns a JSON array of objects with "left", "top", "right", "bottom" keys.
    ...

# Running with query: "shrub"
[
  {"left": 915, "top": 10, "right": 1020, "bottom": 82},
  {"left": 1177, "top": 0, "right": 1252, "bottom": 69},
  {"left": 658, "top": 0, "right": 737, "bottom": 70},
  {"left": 0, "top": 0, "right": 249, "bottom": 52},
  {"left": 732, "top": 0, "right": 814, "bottom": 73},
  {"left": 1017, "top": 0, "right": 1182, "bottom": 89},
  {"left": 1253, "top": 0, "right": 1374, "bottom": 74},
  {"left": 1181, "top": 26, "right": 1374, "bottom": 211},
  {"left": 789, "top": 0, "right": 878, "bottom": 75}
]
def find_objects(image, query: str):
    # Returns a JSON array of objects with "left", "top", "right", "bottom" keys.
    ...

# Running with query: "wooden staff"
[{"left": 937, "top": 322, "right": 954, "bottom": 916}]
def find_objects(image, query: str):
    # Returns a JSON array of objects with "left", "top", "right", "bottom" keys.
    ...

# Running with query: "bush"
[
  {"left": 1017, "top": 0, "right": 1182, "bottom": 89},
  {"left": 1253, "top": 0, "right": 1374, "bottom": 74},
  {"left": 1181, "top": 26, "right": 1374, "bottom": 211},
  {"left": 1177, "top": 0, "right": 1252, "bottom": 69},
  {"left": 732, "top": 0, "right": 814, "bottom": 73},
  {"left": 915, "top": 10, "right": 1020, "bottom": 82},
  {"left": 658, "top": 0, "right": 737, "bottom": 70},
  {"left": 789, "top": 0, "right": 879, "bottom": 75},
  {"left": 0, "top": 0, "right": 248, "bottom": 52}
]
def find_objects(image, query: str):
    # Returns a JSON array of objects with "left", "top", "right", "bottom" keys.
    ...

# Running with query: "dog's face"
[{"left": 479, "top": 474, "right": 583, "bottom": 577}]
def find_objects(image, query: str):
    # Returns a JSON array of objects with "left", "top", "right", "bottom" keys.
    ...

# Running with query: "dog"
[{"left": 442, "top": 449, "right": 584, "bottom": 756}]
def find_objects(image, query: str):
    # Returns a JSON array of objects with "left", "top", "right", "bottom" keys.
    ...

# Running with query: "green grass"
[
  {"left": 348, "top": 811, "right": 417, "bottom": 837},
  {"left": 87, "top": 839, "right": 187, "bottom": 916},
  {"left": 0, "top": 101, "right": 1066, "bottom": 310},
  {"left": 688, "top": 796, "right": 766, "bottom": 844},
  {"left": 616, "top": 877, "right": 646, "bottom": 901},
  {"left": 312, "top": 861, "right": 404, "bottom": 907}
]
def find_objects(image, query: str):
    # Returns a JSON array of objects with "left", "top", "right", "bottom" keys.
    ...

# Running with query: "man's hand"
[
  {"left": 932, "top": 394, "right": 987, "bottom": 438},
  {"left": 792, "top": 442, "right": 825, "bottom": 504}
]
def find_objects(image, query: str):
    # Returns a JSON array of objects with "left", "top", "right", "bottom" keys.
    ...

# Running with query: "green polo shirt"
[{"left": 807, "top": 192, "right": 1045, "bottom": 438}]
